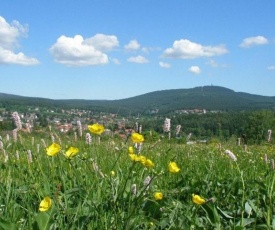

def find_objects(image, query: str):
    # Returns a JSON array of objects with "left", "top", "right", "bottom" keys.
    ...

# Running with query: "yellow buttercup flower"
[
  {"left": 154, "top": 192, "right": 163, "bottom": 201},
  {"left": 129, "top": 153, "right": 138, "bottom": 161},
  {"left": 168, "top": 161, "right": 180, "bottom": 173},
  {"left": 192, "top": 194, "right": 206, "bottom": 205},
  {"left": 88, "top": 124, "right": 105, "bottom": 135},
  {"left": 65, "top": 147, "right": 79, "bottom": 158},
  {"left": 137, "top": 155, "right": 147, "bottom": 164},
  {"left": 128, "top": 146, "right": 135, "bottom": 154},
  {"left": 39, "top": 196, "right": 52, "bottom": 212},
  {"left": 46, "top": 143, "right": 61, "bottom": 156},
  {"left": 110, "top": 171, "right": 115, "bottom": 176},
  {"left": 143, "top": 159, "right": 154, "bottom": 168},
  {"left": 131, "top": 133, "right": 144, "bottom": 143}
]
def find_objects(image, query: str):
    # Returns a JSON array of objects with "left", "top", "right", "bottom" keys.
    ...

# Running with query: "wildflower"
[
  {"left": 128, "top": 146, "right": 135, "bottom": 154},
  {"left": 39, "top": 196, "right": 52, "bottom": 212},
  {"left": 135, "top": 122, "right": 139, "bottom": 132},
  {"left": 51, "top": 135, "right": 55, "bottom": 143},
  {"left": 186, "top": 133, "right": 192, "bottom": 141},
  {"left": 224, "top": 149, "right": 237, "bottom": 161},
  {"left": 175, "top": 125, "right": 181, "bottom": 136},
  {"left": 74, "top": 132, "right": 77, "bottom": 141},
  {"left": 46, "top": 143, "right": 61, "bottom": 156},
  {"left": 86, "top": 133, "right": 92, "bottom": 145},
  {"left": 168, "top": 161, "right": 180, "bottom": 173},
  {"left": 144, "top": 176, "right": 152, "bottom": 186},
  {"left": 3, "top": 150, "right": 8, "bottom": 163},
  {"left": 143, "top": 159, "right": 154, "bottom": 168},
  {"left": 192, "top": 194, "right": 206, "bottom": 205},
  {"left": 77, "top": 120, "right": 83, "bottom": 137},
  {"left": 12, "top": 112, "right": 22, "bottom": 130},
  {"left": 268, "top": 129, "right": 272, "bottom": 142},
  {"left": 88, "top": 124, "right": 105, "bottom": 135},
  {"left": 163, "top": 118, "right": 171, "bottom": 132},
  {"left": 132, "top": 184, "right": 137, "bottom": 196},
  {"left": 154, "top": 192, "right": 163, "bottom": 201},
  {"left": 41, "top": 139, "right": 47, "bottom": 148},
  {"left": 13, "top": 129, "right": 17, "bottom": 142},
  {"left": 131, "top": 133, "right": 144, "bottom": 143},
  {"left": 139, "top": 125, "right": 142, "bottom": 133},
  {"left": 27, "top": 150, "right": 33, "bottom": 163},
  {"left": 65, "top": 147, "right": 79, "bottom": 158},
  {"left": 129, "top": 153, "right": 138, "bottom": 161},
  {"left": 136, "top": 155, "right": 147, "bottom": 164},
  {"left": 110, "top": 171, "right": 115, "bottom": 176}
]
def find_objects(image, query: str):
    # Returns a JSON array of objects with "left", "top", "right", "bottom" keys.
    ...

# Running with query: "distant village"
[{"left": 0, "top": 106, "right": 215, "bottom": 136}]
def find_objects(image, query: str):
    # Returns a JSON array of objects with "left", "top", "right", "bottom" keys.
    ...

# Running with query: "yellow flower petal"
[
  {"left": 154, "top": 192, "right": 163, "bottom": 201},
  {"left": 192, "top": 194, "right": 206, "bottom": 205},
  {"left": 168, "top": 161, "right": 180, "bottom": 173},
  {"left": 46, "top": 143, "right": 61, "bottom": 156},
  {"left": 129, "top": 153, "right": 138, "bottom": 161},
  {"left": 131, "top": 133, "right": 144, "bottom": 143},
  {"left": 143, "top": 159, "right": 154, "bottom": 168},
  {"left": 88, "top": 124, "right": 105, "bottom": 135},
  {"left": 128, "top": 146, "right": 135, "bottom": 154},
  {"left": 39, "top": 196, "right": 52, "bottom": 212},
  {"left": 65, "top": 147, "right": 79, "bottom": 158}
]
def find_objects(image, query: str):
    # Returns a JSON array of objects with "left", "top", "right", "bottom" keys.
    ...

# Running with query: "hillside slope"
[{"left": 1, "top": 86, "right": 275, "bottom": 114}]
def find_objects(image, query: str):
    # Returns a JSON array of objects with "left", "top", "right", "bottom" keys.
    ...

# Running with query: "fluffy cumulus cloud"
[
  {"left": 188, "top": 66, "right": 201, "bottom": 74},
  {"left": 0, "top": 48, "right": 39, "bottom": 65},
  {"left": 50, "top": 34, "right": 119, "bottom": 66},
  {"left": 124, "top": 39, "right": 140, "bottom": 51},
  {"left": 240, "top": 36, "right": 268, "bottom": 48},
  {"left": 159, "top": 61, "right": 171, "bottom": 68},
  {"left": 0, "top": 16, "right": 39, "bottom": 65},
  {"left": 83, "top": 34, "right": 119, "bottom": 51},
  {"left": 127, "top": 55, "right": 148, "bottom": 64},
  {"left": 162, "top": 39, "right": 228, "bottom": 59}
]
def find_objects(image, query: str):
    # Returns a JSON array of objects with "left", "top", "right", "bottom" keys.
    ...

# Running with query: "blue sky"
[{"left": 0, "top": 0, "right": 275, "bottom": 99}]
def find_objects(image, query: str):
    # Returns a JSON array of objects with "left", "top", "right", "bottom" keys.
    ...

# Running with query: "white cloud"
[
  {"left": 159, "top": 61, "right": 171, "bottom": 68},
  {"left": 0, "top": 16, "right": 38, "bottom": 65},
  {"left": 124, "top": 39, "right": 140, "bottom": 51},
  {"left": 127, "top": 55, "right": 148, "bottom": 64},
  {"left": 162, "top": 39, "right": 228, "bottom": 59},
  {"left": 0, "top": 16, "right": 28, "bottom": 49},
  {"left": 188, "top": 66, "right": 201, "bottom": 74},
  {"left": 240, "top": 36, "right": 268, "bottom": 48},
  {"left": 0, "top": 47, "right": 39, "bottom": 65},
  {"left": 267, "top": 65, "right": 275, "bottom": 70},
  {"left": 83, "top": 33, "right": 119, "bottom": 51},
  {"left": 50, "top": 35, "right": 110, "bottom": 66}
]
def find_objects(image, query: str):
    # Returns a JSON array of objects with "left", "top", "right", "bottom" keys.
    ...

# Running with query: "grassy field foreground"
[{"left": 0, "top": 126, "right": 275, "bottom": 229}]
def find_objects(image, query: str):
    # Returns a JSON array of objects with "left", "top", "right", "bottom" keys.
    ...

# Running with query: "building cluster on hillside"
[{"left": 0, "top": 107, "right": 130, "bottom": 136}]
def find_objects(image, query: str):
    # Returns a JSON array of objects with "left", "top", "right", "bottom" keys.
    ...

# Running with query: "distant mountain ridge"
[{"left": 1, "top": 86, "right": 275, "bottom": 114}]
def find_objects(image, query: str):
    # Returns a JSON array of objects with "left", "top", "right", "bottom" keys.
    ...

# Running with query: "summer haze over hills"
[{"left": 1, "top": 86, "right": 275, "bottom": 114}]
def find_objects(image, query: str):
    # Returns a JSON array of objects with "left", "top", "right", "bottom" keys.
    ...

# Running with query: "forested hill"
[{"left": 1, "top": 86, "right": 275, "bottom": 114}]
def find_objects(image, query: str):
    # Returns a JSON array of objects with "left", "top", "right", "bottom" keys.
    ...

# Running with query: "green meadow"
[{"left": 0, "top": 128, "right": 275, "bottom": 230}]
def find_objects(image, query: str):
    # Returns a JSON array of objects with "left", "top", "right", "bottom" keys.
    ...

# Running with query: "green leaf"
[
  {"left": 216, "top": 206, "right": 234, "bottom": 219},
  {"left": 0, "top": 217, "right": 17, "bottom": 230},
  {"left": 245, "top": 202, "right": 252, "bottom": 216},
  {"left": 35, "top": 212, "right": 53, "bottom": 230}
]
